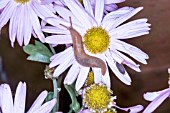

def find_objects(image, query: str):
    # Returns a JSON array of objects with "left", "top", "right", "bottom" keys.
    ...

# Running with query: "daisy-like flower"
[
  {"left": 143, "top": 68, "right": 170, "bottom": 113},
  {"left": 43, "top": 0, "right": 150, "bottom": 91},
  {"left": 0, "top": 0, "right": 57, "bottom": 46},
  {"left": 79, "top": 83, "right": 143, "bottom": 113},
  {"left": 0, "top": 82, "right": 56, "bottom": 113}
]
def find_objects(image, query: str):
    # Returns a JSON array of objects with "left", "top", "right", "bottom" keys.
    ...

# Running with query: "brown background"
[{"left": 0, "top": 0, "right": 170, "bottom": 113}]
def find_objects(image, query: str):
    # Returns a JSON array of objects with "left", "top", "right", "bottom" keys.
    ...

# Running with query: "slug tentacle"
[{"left": 60, "top": 17, "right": 106, "bottom": 75}]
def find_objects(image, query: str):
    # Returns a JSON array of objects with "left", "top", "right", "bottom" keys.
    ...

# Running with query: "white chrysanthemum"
[
  {"left": 0, "top": 82, "right": 56, "bottom": 113},
  {"left": 43, "top": 0, "right": 150, "bottom": 91},
  {"left": 0, "top": 0, "right": 56, "bottom": 46}
]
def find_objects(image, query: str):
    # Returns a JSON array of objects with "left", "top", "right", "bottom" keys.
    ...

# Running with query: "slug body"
[
  {"left": 116, "top": 62, "right": 125, "bottom": 75},
  {"left": 61, "top": 18, "right": 106, "bottom": 75}
]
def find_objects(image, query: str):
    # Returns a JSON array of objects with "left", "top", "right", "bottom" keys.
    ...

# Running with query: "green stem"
[
  {"left": 49, "top": 44, "right": 56, "bottom": 54},
  {"left": 64, "top": 84, "right": 80, "bottom": 113},
  {"left": 52, "top": 79, "right": 58, "bottom": 112}
]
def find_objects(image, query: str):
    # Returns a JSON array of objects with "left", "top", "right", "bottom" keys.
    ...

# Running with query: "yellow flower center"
[
  {"left": 83, "top": 83, "right": 113, "bottom": 112},
  {"left": 15, "top": 0, "right": 30, "bottom": 4},
  {"left": 84, "top": 27, "right": 110, "bottom": 54},
  {"left": 103, "top": 109, "right": 117, "bottom": 113},
  {"left": 79, "top": 0, "right": 83, "bottom": 4},
  {"left": 85, "top": 71, "right": 95, "bottom": 86}
]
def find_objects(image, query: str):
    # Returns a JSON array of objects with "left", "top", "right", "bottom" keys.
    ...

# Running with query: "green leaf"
[
  {"left": 23, "top": 41, "right": 53, "bottom": 63},
  {"left": 45, "top": 92, "right": 54, "bottom": 102}
]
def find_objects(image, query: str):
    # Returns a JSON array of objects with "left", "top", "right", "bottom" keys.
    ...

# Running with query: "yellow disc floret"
[
  {"left": 15, "top": 0, "right": 30, "bottom": 4},
  {"left": 85, "top": 71, "right": 95, "bottom": 86},
  {"left": 84, "top": 27, "right": 110, "bottom": 54},
  {"left": 83, "top": 83, "right": 113, "bottom": 112}
]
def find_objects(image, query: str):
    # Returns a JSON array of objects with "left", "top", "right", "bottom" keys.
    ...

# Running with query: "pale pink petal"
[
  {"left": 144, "top": 88, "right": 169, "bottom": 101},
  {"left": 64, "top": 62, "right": 80, "bottom": 85},
  {"left": 106, "top": 7, "right": 143, "bottom": 31},
  {"left": 104, "top": 3, "right": 118, "bottom": 12},
  {"left": 110, "top": 40, "right": 148, "bottom": 64},
  {"left": 27, "top": 91, "right": 48, "bottom": 113},
  {"left": 23, "top": 5, "right": 32, "bottom": 45},
  {"left": 32, "top": 99, "right": 56, "bottom": 113},
  {"left": 94, "top": 0, "right": 104, "bottom": 25},
  {"left": 29, "top": 5, "right": 45, "bottom": 42},
  {"left": 115, "top": 105, "right": 143, "bottom": 113},
  {"left": 45, "top": 35, "right": 72, "bottom": 45},
  {"left": 53, "top": 54, "right": 75, "bottom": 78},
  {"left": 83, "top": 0, "right": 94, "bottom": 17},
  {"left": 0, "top": 0, "right": 10, "bottom": 9},
  {"left": 31, "top": 0, "right": 56, "bottom": 20},
  {"left": 16, "top": 5, "right": 24, "bottom": 46},
  {"left": 9, "top": 6, "right": 17, "bottom": 46},
  {"left": 102, "top": 7, "right": 134, "bottom": 29},
  {"left": 0, "top": 84, "right": 13, "bottom": 112},
  {"left": 54, "top": 5, "right": 83, "bottom": 27},
  {"left": 143, "top": 88, "right": 170, "bottom": 113},
  {"left": 63, "top": 0, "right": 96, "bottom": 29},
  {"left": 13, "top": 82, "right": 26, "bottom": 113},
  {"left": 105, "top": 0, "right": 125, "bottom": 4},
  {"left": 108, "top": 49, "right": 141, "bottom": 72},
  {"left": 76, "top": 66, "right": 90, "bottom": 91},
  {"left": 50, "top": 46, "right": 73, "bottom": 62},
  {"left": 78, "top": 109, "right": 91, "bottom": 113},
  {"left": 109, "top": 19, "right": 150, "bottom": 39},
  {"left": 42, "top": 26, "right": 70, "bottom": 34},
  {"left": 0, "top": 1, "right": 15, "bottom": 29},
  {"left": 105, "top": 53, "right": 131, "bottom": 85}
]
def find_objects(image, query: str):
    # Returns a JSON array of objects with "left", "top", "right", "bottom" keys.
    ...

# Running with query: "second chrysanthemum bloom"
[{"left": 43, "top": 0, "right": 150, "bottom": 91}]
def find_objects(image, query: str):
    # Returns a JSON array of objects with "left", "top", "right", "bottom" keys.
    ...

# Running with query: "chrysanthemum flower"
[
  {"left": 143, "top": 68, "right": 170, "bottom": 113},
  {"left": 44, "top": 0, "right": 150, "bottom": 91},
  {"left": 79, "top": 83, "right": 143, "bottom": 113},
  {"left": 0, "top": 82, "right": 56, "bottom": 113},
  {"left": 0, "top": 0, "right": 56, "bottom": 46}
]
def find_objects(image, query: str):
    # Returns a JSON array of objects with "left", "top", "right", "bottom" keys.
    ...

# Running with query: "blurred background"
[{"left": 0, "top": 0, "right": 170, "bottom": 112}]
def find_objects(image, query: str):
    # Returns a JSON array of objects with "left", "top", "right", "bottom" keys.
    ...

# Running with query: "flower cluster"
[{"left": 1, "top": 0, "right": 168, "bottom": 113}]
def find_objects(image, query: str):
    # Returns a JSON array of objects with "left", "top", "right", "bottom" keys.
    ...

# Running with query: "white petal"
[
  {"left": 45, "top": 35, "right": 72, "bottom": 45},
  {"left": 32, "top": 99, "right": 56, "bottom": 113},
  {"left": 54, "top": 4, "right": 83, "bottom": 28},
  {"left": 110, "top": 40, "right": 149, "bottom": 64},
  {"left": 94, "top": 0, "right": 104, "bottom": 25},
  {"left": 9, "top": 6, "right": 17, "bottom": 45},
  {"left": 105, "top": 7, "right": 143, "bottom": 31},
  {"left": 83, "top": 0, "right": 94, "bottom": 17},
  {"left": 0, "top": 84, "right": 13, "bottom": 112},
  {"left": 76, "top": 66, "right": 90, "bottom": 91},
  {"left": 0, "top": 0, "right": 10, "bottom": 9},
  {"left": 16, "top": 5, "right": 24, "bottom": 46},
  {"left": 31, "top": 1, "right": 56, "bottom": 20},
  {"left": 53, "top": 54, "right": 75, "bottom": 78},
  {"left": 92, "top": 67, "right": 102, "bottom": 84},
  {"left": 49, "top": 47, "right": 73, "bottom": 67},
  {"left": 29, "top": 5, "right": 45, "bottom": 42},
  {"left": 105, "top": 54, "right": 131, "bottom": 85},
  {"left": 102, "top": 7, "right": 134, "bottom": 29},
  {"left": 63, "top": 0, "right": 96, "bottom": 29},
  {"left": 105, "top": 0, "right": 125, "bottom": 4},
  {"left": 42, "top": 26, "right": 70, "bottom": 34},
  {"left": 64, "top": 62, "right": 80, "bottom": 85},
  {"left": 13, "top": 82, "right": 26, "bottom": 113}
]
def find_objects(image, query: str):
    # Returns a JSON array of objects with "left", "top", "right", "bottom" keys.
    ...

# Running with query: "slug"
[
  {"left": 60, "top": 17, "right": 106, "bottom": 75},
  {"left": 116, "top": 62, "right": 125, "bottom": 75}
]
